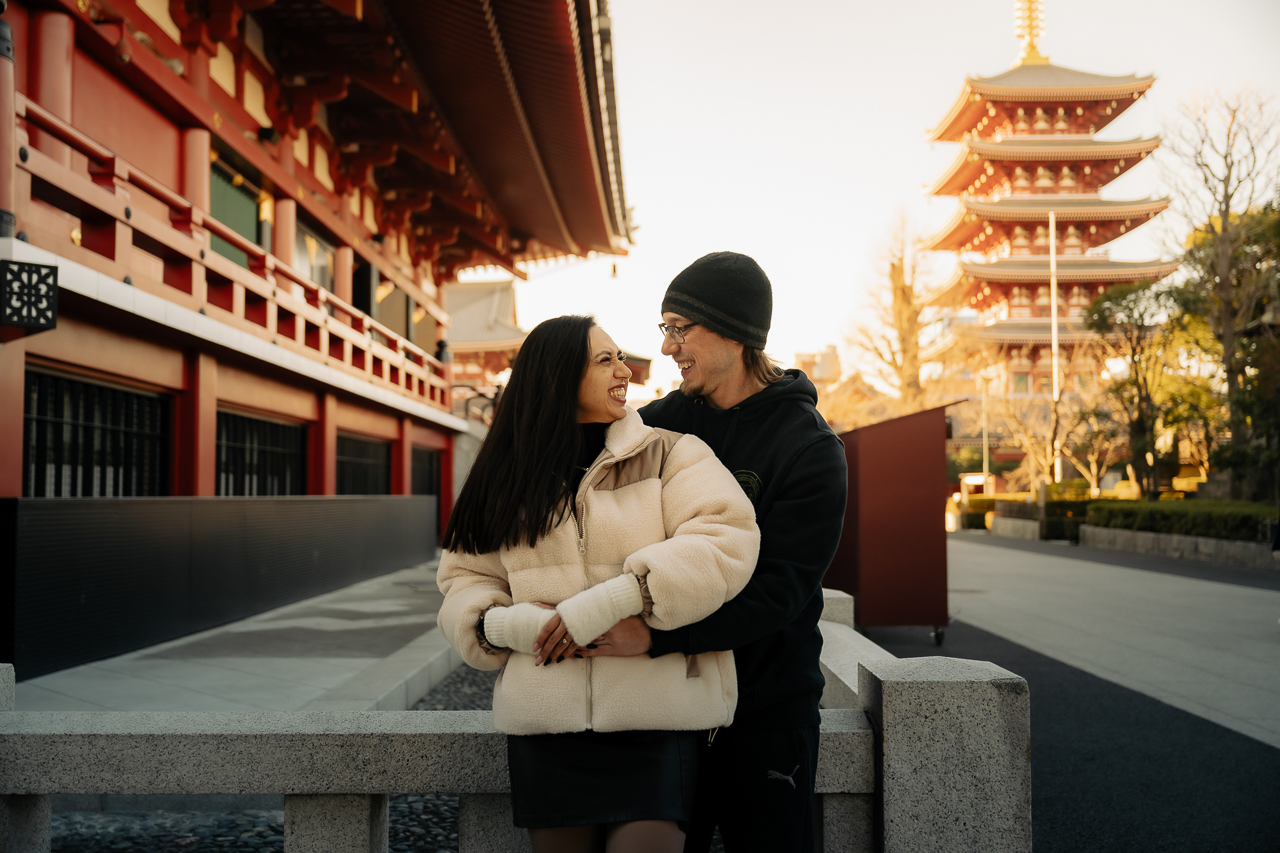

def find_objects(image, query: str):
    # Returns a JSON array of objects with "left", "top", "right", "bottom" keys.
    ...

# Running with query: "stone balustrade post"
[
  {"left": 1, "top": 664, "right": 52, "bottom": 853},
  {"left": 859, "top": 657, "right": 1032, "bottom": 852},
  {"left": 458, "top": 794, "right": 528, "bottom": 853},
  {"left": 283, "top": 794, "right": 388, "bottom": 853}
]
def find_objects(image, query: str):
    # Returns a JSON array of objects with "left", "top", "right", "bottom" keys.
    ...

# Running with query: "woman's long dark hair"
[{"left": 442, "top": 314, "right": 596, "bottom": 555}]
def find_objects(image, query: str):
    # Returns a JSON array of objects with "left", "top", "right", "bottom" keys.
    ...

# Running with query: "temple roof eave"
[
  {"left": 927, "top": 137, "right": 1162, "bottom": 195},
  {"left": 921, "top": 258, "right": 1181, "bottom": 307},
  {"left": 958, "top": 321, "right": 1100, "bottom": 346},
  {"left": 928, "top": 62, "right": 1156, "bottom": 142},
  {"left": 923, "top": 197, "right": 1171, "bottom": 251},
  {"left": 961, "top": 196, "right": 1171, "bottom": 220},
  {"left": 957, "top": 257, "right": 1181, "bottom": 284}
]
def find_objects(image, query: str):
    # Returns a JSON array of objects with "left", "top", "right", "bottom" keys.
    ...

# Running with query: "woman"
[{"left": 437, "top": 315, "right": 759, "bottom": 853}]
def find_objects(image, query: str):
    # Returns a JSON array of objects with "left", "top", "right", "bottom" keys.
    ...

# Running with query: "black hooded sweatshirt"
[{"left": 638, "top": 370, "right": 848, "bottom": 730}]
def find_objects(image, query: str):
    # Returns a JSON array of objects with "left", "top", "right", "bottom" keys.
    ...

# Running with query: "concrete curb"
[
  {"left": 991, "top": 517, "right": 1039, "bottom": 541},
  {"left": 1080, "top": 524, "right": 1278, "bottom": 572},
  {"left": 300, "top": 627, "right": 466, "bottom": 712}
]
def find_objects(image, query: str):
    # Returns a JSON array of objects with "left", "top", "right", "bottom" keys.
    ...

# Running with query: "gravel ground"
[{"left": 52, "top": 665, "right": 723, "bottom": 852}]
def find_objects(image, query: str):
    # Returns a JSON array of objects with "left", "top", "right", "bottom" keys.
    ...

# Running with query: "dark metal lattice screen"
[
  {"left": 216, "top": 411, "right": 307, "bottom": 496},
  {"left": 2, "top": 260, "right": 58, "bottom": 330},
  {"left": 23, "top": 371, "right": 169, "bottom": 497},
  {"left": 337, "top": 434, "right": 391, "bottom": 495},
  {"left": 412, "top": 447, "right": 441, "bottom": 496}
]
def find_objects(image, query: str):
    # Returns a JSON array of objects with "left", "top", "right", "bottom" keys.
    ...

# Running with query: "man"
[{"left": 589, "top": 251, "right": 848, "bottom": 852}]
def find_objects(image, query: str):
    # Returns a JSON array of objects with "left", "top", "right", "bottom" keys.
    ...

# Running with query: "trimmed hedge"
[{"left": 1086, "top": 500, "right": 1278, "bottom": 543}]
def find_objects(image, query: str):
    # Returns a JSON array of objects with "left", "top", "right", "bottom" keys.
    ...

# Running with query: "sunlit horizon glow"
[{"left": 462, "top": 0, "right": 1280, "bottom": 396}]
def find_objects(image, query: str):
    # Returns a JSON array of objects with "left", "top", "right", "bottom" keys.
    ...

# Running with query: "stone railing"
[{"left": 0, "top": 591, "right": 1032, "bottom": 852}]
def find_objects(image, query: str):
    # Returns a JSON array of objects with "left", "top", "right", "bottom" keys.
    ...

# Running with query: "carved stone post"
[
  {"left": 0, "top": 665, "right": 53, "bottom": 852},
  {"left": 283, "top": 794, "right": 388, "bottom": 853}
]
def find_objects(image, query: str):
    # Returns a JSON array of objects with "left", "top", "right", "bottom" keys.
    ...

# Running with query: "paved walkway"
[
  {"left": 945, "top": 534, "right": 1280, "bottom": 749},
  {"left": 15, "top": 563, "right": 443, "bottom": 712}
]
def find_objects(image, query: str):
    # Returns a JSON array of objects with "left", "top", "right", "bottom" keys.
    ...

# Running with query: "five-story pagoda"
[{"left": 922, "top": 0, "right": 1177, "bottom": 396}]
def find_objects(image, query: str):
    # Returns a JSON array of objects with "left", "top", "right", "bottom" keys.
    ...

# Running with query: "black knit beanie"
[{"left": 662, "top": 252, "right": 772, "bottom": 349}]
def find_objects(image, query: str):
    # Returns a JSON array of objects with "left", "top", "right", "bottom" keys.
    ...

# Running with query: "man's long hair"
[
  {"left": 743, "top": 347, "right": 784, "bottom": 387},
  {"left": 442, "top": 315, "right": 596, "bottom": 555}
]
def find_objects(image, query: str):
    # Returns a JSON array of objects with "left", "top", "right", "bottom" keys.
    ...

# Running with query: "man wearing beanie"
[{"left": 577, "top": 251, "right": 848, "bottom": 852}]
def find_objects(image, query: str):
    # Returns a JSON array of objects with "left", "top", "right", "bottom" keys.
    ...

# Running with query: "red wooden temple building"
[
  {"left": 920, "top": 3, "right": 1175, "bottom": 399},
  {"left": 0, "top": 0, "right": 630, "bottom": 677}
]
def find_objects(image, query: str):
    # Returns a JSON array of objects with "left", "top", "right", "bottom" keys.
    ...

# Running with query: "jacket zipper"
[
  {"left": 575, "top": 504, "right": 586, "bottom": 555},
  {"left": 571, "top": 433, "right": 658, "bottom": 730}
]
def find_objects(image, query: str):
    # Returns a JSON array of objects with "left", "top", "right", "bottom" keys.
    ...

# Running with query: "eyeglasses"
[{"left": 657, "top": 321, "right": 699, "bottom": 344}]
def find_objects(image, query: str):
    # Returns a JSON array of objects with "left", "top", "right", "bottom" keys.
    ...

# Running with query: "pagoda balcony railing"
[
  {"left": 967, "top": 185, "right": 1105, "bottom": 203},
  {"left": 7, "top": 94, "right": 450, "bottom": 412}
]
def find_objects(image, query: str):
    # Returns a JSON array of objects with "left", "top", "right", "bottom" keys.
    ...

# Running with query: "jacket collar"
[{"left": 603, "top": 406, "right": 654, "bottom": 460}]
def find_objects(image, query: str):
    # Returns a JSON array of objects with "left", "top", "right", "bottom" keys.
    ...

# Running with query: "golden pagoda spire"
[{"left": 1013, "top": 0, "right": 1050, "bottom": 66}]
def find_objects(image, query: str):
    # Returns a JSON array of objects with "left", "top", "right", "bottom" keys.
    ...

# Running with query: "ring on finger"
[{"left": 559, "top": 637, "right": 569, "bottom": 645}]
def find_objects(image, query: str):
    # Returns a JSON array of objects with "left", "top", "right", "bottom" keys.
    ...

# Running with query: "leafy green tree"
[
  {"left": 1085, "top": 281, "right": 1181, "bottom": 500},
  {"left": 1167, "top": 92, "right": 1279, "bottom": 496}
]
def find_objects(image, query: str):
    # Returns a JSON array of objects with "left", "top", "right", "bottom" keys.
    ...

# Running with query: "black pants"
[{"left": 683, "top": 724, "right": 820, "bottom": 853}]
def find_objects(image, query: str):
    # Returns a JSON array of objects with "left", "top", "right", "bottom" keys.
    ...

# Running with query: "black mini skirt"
[{"left": 507, "top": 729, "right": 699, "bottom": 829}]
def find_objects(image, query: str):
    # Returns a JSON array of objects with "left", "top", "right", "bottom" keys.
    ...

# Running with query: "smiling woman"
[
  {"left": 435, "top": 314, "right": 761, "bottom": 852},
  {"left": 578, "top": 326, "right": 633, "bottom": 423}
]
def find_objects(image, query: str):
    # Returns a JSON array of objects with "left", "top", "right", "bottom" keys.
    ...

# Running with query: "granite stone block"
[
  {"left": 0, "top": 667, "right": 13, "bottom": 713},
  {"left": 1194, "top": 535, "right": 1220, "bottom": 563},
  {"left": 821, "top": 589, "right": 855, "bottom": 629},
  {"left": 458, "top": 794, "right": 530, "bottom": 853},
  {"left": 284, "top": 794, "right": 387, "bottom": 853},
  {"left": 0, "top": 794, "right": 52, "bottom": 853},
  {"left": 817, "top": 622, "right": 896, "bottom": 711},
  {"left": 859, "top": 657, "right": 1032, "bottom": 853},
  {"left": 815, "top": 710, "right": 875, "bottom": 794},
  {"left": 1133, "top": 530, "right": 1159, "bottom": 554},
  {"left": 991, "top": 517, "right": 1039, "bottom": 541},
  {"left": 820, "top": 793, "right": 872, "bottom": 853},
  {"left": 0, "top": 711, "right": 509, "bottom": 795}
]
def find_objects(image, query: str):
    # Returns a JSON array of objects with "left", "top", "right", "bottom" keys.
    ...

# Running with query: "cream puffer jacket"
[{"left": 437, "top": 407, "right": 760, "bottom": 735}]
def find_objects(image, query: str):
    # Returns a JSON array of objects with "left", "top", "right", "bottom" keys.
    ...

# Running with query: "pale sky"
[{"left": 484, "top": 0, "right": 1280, "bottom": 396}]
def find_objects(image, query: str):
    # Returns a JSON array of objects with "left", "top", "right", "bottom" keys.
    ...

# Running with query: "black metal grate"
[
  {"left": 337, "top": 434, "right": 391, "bottom": 495},
  {"left": 412, "top": 447, "right": 441, "bottom": 496},
  {"left": 2, "top": 261, "right": 58, "bottom": 329},
  {"left": 216, "top": 411, "right": 307, "bottom": 496},
  {"left": 23, "top": 371, "right": 169, "bottom": 497}
]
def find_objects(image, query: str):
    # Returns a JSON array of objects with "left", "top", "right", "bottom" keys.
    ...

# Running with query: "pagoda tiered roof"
[
  {"left": 921, "top": 320, "right": 1098, "bottom": 360},
  {"left": 930, "top": 62, "right": 1155, "bottom": 142},
  {"left": 962, "top": 320, "right": 1096, "bottom": 346},
  {"left": 928, "top": 136, "right": 1161, "bottom": 196},
  {"left": 928, "top": 259, "right": 1181, "bottom": 308},
  {"left": 924, "top": 257, "right": 1182, "bottom": 306},
  {"left": 923, "top": 196, "right": 1170, "bottom": 251}
]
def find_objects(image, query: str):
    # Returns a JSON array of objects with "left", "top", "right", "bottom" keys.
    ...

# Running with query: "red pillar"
[
  {"left": 392, "top": 417, "right": 412, "bottom": 495},
  {"left": 28, "top": 11, "right": 73, "bottom": 166},
  {"left": 274, "top": 197, "right": 296, "bottom": 268},
  {"left": 334, "top": 246, "right": 354, "bottom": 303},
  {"left": 439, "top": 431, "right": 455, "bottom": 533},
  {"left": 310, "top": 392, "right": 337, "bottom": 495},
  {"left": 0, "top": 16, "right": 16, "bottom": 236},
  {"left": 181, "top": 128, "right": 211, "bottom": 211},
  {"left": 0, "top": 337, "right": 26, "bottom": 497},
  {"left": 175, "top": 352, "right": 218, "bottom": 496}
]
